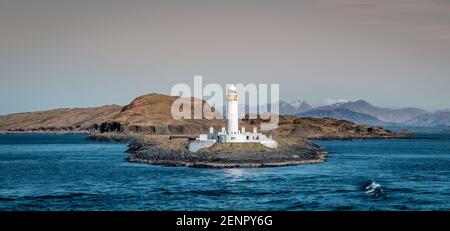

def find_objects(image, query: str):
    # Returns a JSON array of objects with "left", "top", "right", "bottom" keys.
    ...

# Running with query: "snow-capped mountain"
[
  {"left": 289, "top": 100, "right": 314, "bottom": 113},
  {"left": 277, "top": 100, "right": 315, "bottom": 115}
]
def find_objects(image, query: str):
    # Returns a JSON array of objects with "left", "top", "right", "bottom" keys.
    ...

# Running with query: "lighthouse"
[
  {"left": 188, "top": 83, "right": 278, "bottom": 152},
  {"left": 227, "top": 85, "right": 239, "bottom": 135}
]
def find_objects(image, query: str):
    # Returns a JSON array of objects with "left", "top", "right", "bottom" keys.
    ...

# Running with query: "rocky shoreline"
[
  {"left": 126, "top": 153, "right": 327, "bottom": 168},
  {"left": 85, "top": 132, "right": 322, "bottom": 168},
  {"left": 121, "top": 135, "right": 326, "bottom": 168}
]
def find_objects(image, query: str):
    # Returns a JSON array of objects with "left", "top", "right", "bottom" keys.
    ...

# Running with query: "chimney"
[
  {"left": 209, "top": 127, "right": 214, "bottom": 134},
  {"left": 253, "top": 127, "right": 257, "bottom": 134}
]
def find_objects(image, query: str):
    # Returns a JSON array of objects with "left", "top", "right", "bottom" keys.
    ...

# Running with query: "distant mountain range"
[
  {"left": 312, "top": 100, "right": 429, "bottom": 123},
  {"left": 278, "top": 99, "right": 450, "bottom": 128},
  {"left": 1, "top": 94, "right": 449, "bottom": 132},
  {"left": 403, "top": 111, "right": 450, "bottom": 127},
  {"left": 298, "top": 108, "right": 387, "bottom": 126}
]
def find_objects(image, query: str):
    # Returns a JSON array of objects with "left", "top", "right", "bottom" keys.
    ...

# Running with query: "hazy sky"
[{"left": 1, "top": 0, "right": 450, "bottom": 114}]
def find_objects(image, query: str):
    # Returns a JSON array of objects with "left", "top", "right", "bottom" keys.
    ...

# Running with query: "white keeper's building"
[{"left": 188, "top": 85, "right": 278, "bottom": 152}]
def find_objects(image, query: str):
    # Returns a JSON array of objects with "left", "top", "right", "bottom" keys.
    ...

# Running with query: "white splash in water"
[{"left": 365, "top": 181, "right": 383, "bottom": 197}]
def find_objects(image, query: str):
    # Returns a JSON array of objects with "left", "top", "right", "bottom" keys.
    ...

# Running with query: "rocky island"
[
  {"left": 88, "top": 133, "right": 326, "bottom": 168},
  {"left": 1, "top": 93, "right": 407, "bottom": 168}
]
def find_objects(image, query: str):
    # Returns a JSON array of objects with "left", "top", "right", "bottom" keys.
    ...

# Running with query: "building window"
[{"left": 246, "top": 136, "right": 249, "bottom": 140}]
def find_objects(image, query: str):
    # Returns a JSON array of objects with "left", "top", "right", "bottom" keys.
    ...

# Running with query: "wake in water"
[{"left": 363, "top": 181, "right": 384, "bottom": 198}]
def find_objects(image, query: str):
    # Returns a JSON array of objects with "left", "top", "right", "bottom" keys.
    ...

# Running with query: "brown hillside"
[
  {"left": 0, "top": 105, "right": 122, "bottom": 131},
  {"left": 105, "top": 93, "right": 226, "bottom": 134}
]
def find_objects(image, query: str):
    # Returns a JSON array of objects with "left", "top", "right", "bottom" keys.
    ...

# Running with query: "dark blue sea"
[{"left": 1, "top": 134, "right": 449, "bottom": 211}]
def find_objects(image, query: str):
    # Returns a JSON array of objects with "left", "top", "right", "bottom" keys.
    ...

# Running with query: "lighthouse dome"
[{"left": 228, "top": 85, "right": 237, "bottom": 95}]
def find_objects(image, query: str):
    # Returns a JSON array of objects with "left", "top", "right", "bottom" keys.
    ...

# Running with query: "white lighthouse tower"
[
  {"left": 188, "top": 83, "right": 278, "bottom": 152},
  {"left": 227, "top": 85, "right": 239, "bottom": 135}
]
